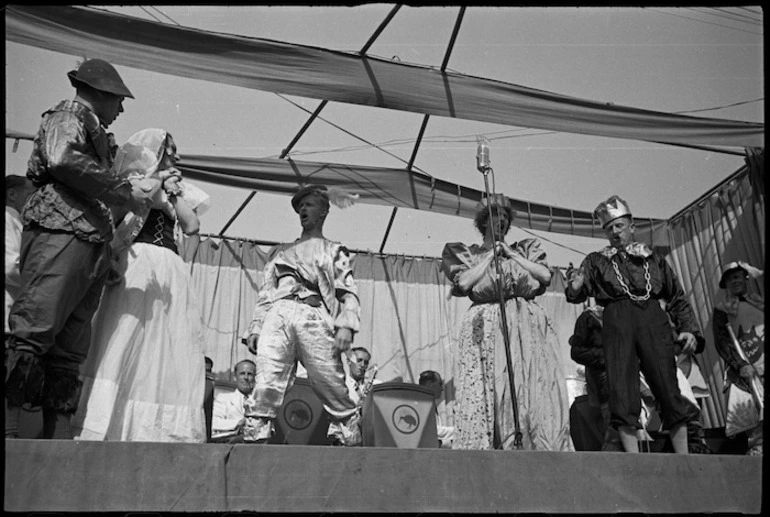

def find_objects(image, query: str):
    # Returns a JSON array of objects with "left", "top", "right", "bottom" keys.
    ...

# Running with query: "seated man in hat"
[
  {"left": 564, "top": 195, "right": 704, "bottom": 454},
  {"left": 712, "top": 260, "right": 764, "bottom": 456},
  {"left": 5, "top": 58, "right": 161, "bottom": 439},
  {"left": 242, "top": 185, "right": 363, "bottom": 446}
]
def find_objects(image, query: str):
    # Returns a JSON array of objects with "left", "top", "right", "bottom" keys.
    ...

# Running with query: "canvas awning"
[
  {"left": 6, "top": 5, "right": 764, "bottom": 148},
  {"left": 178, "top": 153, "right": 671, "bottom": 245}
]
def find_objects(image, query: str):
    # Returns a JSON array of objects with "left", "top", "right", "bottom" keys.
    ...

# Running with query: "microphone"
[{"left": 476, "top": 136, "right": 490, "bottom": 173}]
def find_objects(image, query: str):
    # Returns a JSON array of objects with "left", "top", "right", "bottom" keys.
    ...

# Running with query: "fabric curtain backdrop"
[
  {"left": 180, "top": 236, "right": 587, "bottom": 429},
  {"left": 666, "top": 150, "right": 765, "bottom": 428},
  {"left": 7, "top": 5, "right": 763, "bottom": 148}
]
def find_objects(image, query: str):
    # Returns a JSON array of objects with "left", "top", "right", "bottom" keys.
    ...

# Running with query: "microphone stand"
[{"left": 479, "top": 164, "right": 523, "bottom": 450}]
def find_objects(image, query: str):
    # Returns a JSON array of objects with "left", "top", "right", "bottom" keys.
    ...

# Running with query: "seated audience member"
[
  {"left": 211, "top": 359, "right": 256, "bottom": 442},
  {"left": 418, "top": 370, "right": 455, "bottom": 449},
  {"left": 712, "top": 261, "right": 764, "bottom": 456},
  {"left": 345, "top": 347, "right": 380, "bottom": 405}
]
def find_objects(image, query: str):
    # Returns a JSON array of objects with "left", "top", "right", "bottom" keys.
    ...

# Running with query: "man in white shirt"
[
  {"left": 419, "top": 370, "right": 455, "bottom": 449},
  {"left": 211, "top": 359, "right": 256, "bottom": 442},
  {"left": 5, "top": 175, "right": 36, "bottom": 335},
  {"left": 345, "top": 347, "right": 380, "bottom": 406}
]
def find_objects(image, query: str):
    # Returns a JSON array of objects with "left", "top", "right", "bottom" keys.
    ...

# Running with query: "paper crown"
[
  {"left": 718, "top": 260, "right": 763, "bottom": 288},
  {"left": 594, "top": 195, "right": 632, "bottom": 228},
  {"left": 475, "top": 193, "right": 511, "bottom": 214}
]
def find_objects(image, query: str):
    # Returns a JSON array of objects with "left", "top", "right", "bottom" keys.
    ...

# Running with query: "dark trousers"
[
  {"left": 7, "top": 226, "right": 111, "bottom": 374},
  {"left": 603, "top": 299, "right": 699, "bottom": 431}
]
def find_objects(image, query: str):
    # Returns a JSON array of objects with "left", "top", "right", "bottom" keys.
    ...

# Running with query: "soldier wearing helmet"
[
  {"left": 565, "top": 195, "right": 704, "bottom": 455},
  {"left": 5, "top": 58, "right": 164, "bottom": 440}
]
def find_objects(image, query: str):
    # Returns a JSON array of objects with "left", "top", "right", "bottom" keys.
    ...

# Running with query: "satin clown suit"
[{"left": 243, "top": 238, "right": 361, "bottom": 445}]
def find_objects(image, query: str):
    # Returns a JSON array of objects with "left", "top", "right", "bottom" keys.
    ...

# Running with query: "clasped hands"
[
  {"left": 160, "top": 168, "right": 183, "bottom": 197},
  {"left": 126, "top": 167, "right": 183, "bottom": 213},
  {"left": 491, "top": 241, "right": 522, "bottom": 261}
]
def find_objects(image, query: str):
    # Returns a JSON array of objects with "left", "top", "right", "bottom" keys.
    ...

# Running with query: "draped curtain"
[
  {"left": 180, "top": 236, "right": 586, "bottom": 429},
  {"left": 666, "top": 150, "right": 765, "bottom": 428}
]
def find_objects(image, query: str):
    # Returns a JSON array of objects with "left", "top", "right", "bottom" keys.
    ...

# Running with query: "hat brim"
[
  {"left": 291, "top": 185, "right": 327, "bottom": 212},
  {"left": 67, "top": 70, "right": 135, "bottom": 99},
  {"left": 600, "top": 214, "right": 633, "bottom": 229},
  {"left": 718, "top": 266, "right": 748, "bottom": 288}
]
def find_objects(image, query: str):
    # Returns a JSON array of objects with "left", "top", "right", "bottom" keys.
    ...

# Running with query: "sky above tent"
[{"left": 4, "top": 5, "right": 764, "bottom": 267}]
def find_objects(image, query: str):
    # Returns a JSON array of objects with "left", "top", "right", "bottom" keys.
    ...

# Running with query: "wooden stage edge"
[{"left": 3, "top": 439, "right": 763, "bottom": 514}]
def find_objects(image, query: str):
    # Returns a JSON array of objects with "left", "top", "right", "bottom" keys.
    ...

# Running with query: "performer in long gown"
[
  {"left": 72, "top": 128, "right": 210, "bottom": 442},
  {"left": 441, "top": 194, "right": 573, "bottom": 451}
]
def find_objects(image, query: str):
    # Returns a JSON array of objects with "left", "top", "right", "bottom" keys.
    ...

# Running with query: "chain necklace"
[{"left": 611, "top": 256, "right": 652, "bottom": 301}]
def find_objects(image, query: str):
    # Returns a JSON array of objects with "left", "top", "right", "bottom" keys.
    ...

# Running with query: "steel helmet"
[{"left": 67, "top": 59, "right": 134, "bottom": 99}]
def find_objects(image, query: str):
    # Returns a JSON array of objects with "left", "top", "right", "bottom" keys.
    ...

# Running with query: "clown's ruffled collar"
[
  {"left": 715, "top": 293, "right": 764, "bottom": 316},
  {"left": 600, "top": 242, "right": 653, "bottom": 259}
]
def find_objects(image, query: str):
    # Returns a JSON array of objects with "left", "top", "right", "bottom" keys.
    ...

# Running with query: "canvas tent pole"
[
  {"left": 379, "top": 115, "right": 430, "bottom": 252},
  {"left": 379, "top": 7, "right": 466, "bottom": 252},
  {"left": 441, "top": 6, "right": 465, "bottom": 70},
  {"left": 217, "top": 6, "right": 404, "bottom": 235},
  {"left": 379, "top": 208, "right": 399, "bottom": 254},
  {"left": 360, "top": 4, "right": 402, "bottom": 54},
  {"left": 218, "top": 191, "right": 257, "bottom": 237}
]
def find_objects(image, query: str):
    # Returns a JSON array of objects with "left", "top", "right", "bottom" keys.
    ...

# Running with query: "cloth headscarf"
[{"left": 111, "top": 128, "right": 210, "bottom": 255}]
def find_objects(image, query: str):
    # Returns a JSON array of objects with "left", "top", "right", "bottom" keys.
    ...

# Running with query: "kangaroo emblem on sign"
[{"left": 284, "top": 400, "right": 313, "bottom": 430}]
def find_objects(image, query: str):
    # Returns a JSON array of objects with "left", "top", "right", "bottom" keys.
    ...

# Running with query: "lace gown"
[{"left": 442, "top": 239, "right": 573, "bottom": 451}]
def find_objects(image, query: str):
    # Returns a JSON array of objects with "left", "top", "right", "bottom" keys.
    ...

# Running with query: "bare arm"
[{"left": 455, "top": 250, "right": 495, "bottom": 293}]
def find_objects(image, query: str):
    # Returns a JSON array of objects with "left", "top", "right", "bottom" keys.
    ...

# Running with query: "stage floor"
[{"left": 3, "top": 439, "right": 763, "bottom": 514}]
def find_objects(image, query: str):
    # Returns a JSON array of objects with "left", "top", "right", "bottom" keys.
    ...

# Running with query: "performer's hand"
[
  {"left": 675, "top": 332, "right": 697, "bottom": 354},
  {"left": 738, "top": 364, "right": 756, "bottom": 381},
  {"left": 566, "top": 264, "right": 585, "bottom": 292},
  {"left": 162, "top": 174, "right": 183, "bottom": 198},
  {"left": 157, "top": 167, "right": 181, "bottom": 183},
  {"left": 245, "top": 333, "right": 259, "bottom": 355},
  {"left": 334, "top": 327, "right": 353, "bottom": 356},
  {"left": 495, "top": 241, "right": 518, "bottom": 260},
  {"left": 126, "top": 178, "right": 161, "bottom": 213}
]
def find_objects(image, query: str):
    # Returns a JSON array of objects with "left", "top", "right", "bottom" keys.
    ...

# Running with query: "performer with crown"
[{"left": 565, "top": 195, "right": 704, "bottom": 454}]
